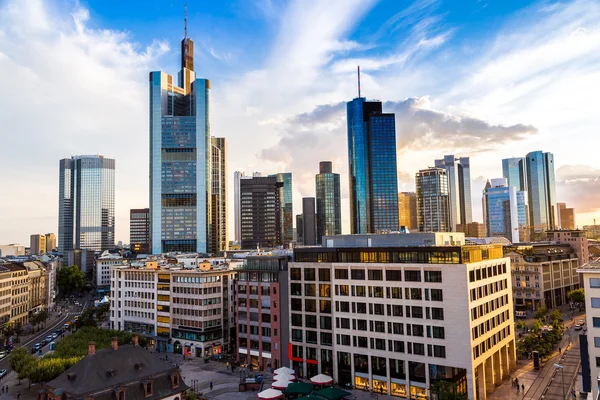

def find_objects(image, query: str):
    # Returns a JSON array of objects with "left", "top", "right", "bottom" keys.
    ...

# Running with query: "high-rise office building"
[
  {"left": 234, "top": 171, "right": 244, "bottom": 243},
  {"left": 316, "top": 162, "right": 341, "bottom": 244},
  {"left": 301, "top": 197, "right": 317, "bottom": 246},
  {"left": 45, "top": 233, "right": 56, "bottom": 253},
  {"left": 347, "top": 92, "right": 399, "bottom": 234},
  {"left": 482, "top": 178, "right": 519, "bottom": 243},
  {"left": 149, "top": 20, "right": 212, "bottom": 254},
  {"left": 434, "top": 156, "right": 472, "bottom": 231},
  {"left": 240, "top": 176, "right": 282, "bottom": 249},
  {"left": 30, "top": 234, "right": 46, "bottom": 255},
  {"left": 58, "top": 155, "right": 115, "bottom": 254},
  {"left": 516, "top": 191, "right": 529, "bottom": 242},
  {"left": 211, "top": 137, "right": 228, "bottom": 253},
  {"left": 296, "top": 215, "right": 304, "bottom": 246},
  {"left": 270, "top": 173, "right": 293, "bottom": 247},
  {"left": 398, "top": 192, "right": 418, "bottom": 231},
  {"left": 415, "top": 168, "right": 450, "bottom": 232},
  {"left": 525, "top": 151, "right": 557, "bottom": 239},
  {"left": 130, "top": 208, "right": 150, "bottom": 254},
  {"left": 502, "top": 157, "right": 527, "bottom": 192},
  {"left": 557, "top": 202, "right": 576, "bottom": 230}
]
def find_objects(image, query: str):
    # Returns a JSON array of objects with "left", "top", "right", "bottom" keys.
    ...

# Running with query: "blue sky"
[{"left": 1, "top": 0, "right": 600, "bottom": 244}]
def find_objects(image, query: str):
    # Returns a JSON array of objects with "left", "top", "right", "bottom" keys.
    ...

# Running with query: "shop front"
[
  {"left": 390, "top": 381, "right": 407, "bottom": 398},
  {"left": 354, "top": 374, "right": 370, "bottom": 391}
]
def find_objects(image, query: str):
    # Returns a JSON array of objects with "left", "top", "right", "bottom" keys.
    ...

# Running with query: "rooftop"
[
  {"left": 322, "top": 232, "right": 465, "bottom": 248},
  {"left": 577, "top": 259, "right": 600, "bottom": 273}
]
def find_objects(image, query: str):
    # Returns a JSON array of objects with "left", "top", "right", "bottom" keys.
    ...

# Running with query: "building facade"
[
  {"left": 416, "top": 168, "right": 450, "bottom": 233},
  {"left": 577, "top": 262, "right": 600, "bottom": 399},
  {"left": 482, "top": 178, "right": 519, "bottom": 243},
  {"left": 149, "top": 29, "right": 211, "bottom": 254},
  {"left": 66, "top": 249, "right": 95, "bottom": 280},
  {"left": 398, "top": 192, "right": 418, "bottom": 232},
  {"left": 235, "top": 256, "right": 289, "bottom": 370},
  {"left": 30, "top": 234, "right": 46, "bottom": 256},
  {"left": 45, "top": 233, "right": 57, "bottom": 253},
  {"left": 5, "top": 264, "right": 29, "bottom": 326},
  {"left": 130, "top": 208, "right": 150, "bottom": 254},
  {"left": 296, "top": 215, "right": 304, "bottom": 246},
  {"left": 0, "top": 266, "right": 12, "bottom": 332},
  {"left": 58, "top": 155, "right": 115, "bottom": 254},
  {"left": 316, "top": 162, "right": 341, "bottom": 244},
  {"left": 211, "top": 137, "right": 228, "bottom": 253},
  {"left": 457, "top": 222, "right": 486, "bottom": 239},
  {"left": 502, "top": 157, "right": 527, "bottom": 192},
  {"left": 288, "top": 234, "right": 515, "bottom": 400},
  {"left": 240, "top": 176, "right": 282, "bottom": 249},
  {"left": 270, "top": 173, "right": 294, "bottom": 247},
  {"left": 301, "top": 198, "right": 317, "bottom": 246},
  {"left": 23, "top": 261, "right": 47, "bottom": 314},
  {"left": 525, "top": 151, "right": 557, "bottom": 239},
  {"left": 0, "top": 244, "right": 25, "bottom": 257},
  {"left": 96, "top": 253, "right": 125, "bottom": 290},
  {"left": 557, "top": 203, "right": 576, "bottom": 230},
  {"left": 434, "top": 156, "right": 473, "bottom": 231},
  {"left": 347, "top": 98, "right": 399, "bottom": 234}
]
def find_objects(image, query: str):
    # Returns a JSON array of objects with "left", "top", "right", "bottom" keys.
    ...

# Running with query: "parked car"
[
  {"left": 0, "top": 351, "right": 7, "bottom": 359},
  {"left": 575, "top": 324, "right": 582, "bottom": 330},
  {"left": 51, "top": 333, "right": 58, "bottom": 339},
  {"left": 46, "top": 336, "right": 53, "bottom": 343},
  {"left": 577, "top": 319, "right": 585, "bottom": 325},
  {"left": 0, "top": 369, "right": 7, "bottom": 378},
  {"left": 33, "top": 343, "right": 41, "bottom": 351}
]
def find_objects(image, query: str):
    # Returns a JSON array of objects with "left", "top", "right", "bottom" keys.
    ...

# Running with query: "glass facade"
[
  {"left": 211, "top": 137, "right": 228, "bottom": 253},
  {"left": 270, "top": 173, "right": 293, "bottom": 246},
  {"left": 130, "top": 208, "right": 150, "bottom": 254},
  {"left": 149, "top": 35, "right": 212, "bottom": 254},
  {"left": 516, "top": 191, "right": 529, "bottom": 242},
  {"left": 316, "top": 162, "right": 341, "bottom": 244},
  {"left": 526, "top": 151, "right": 557, "bottom": 239},
  {"left": 502, "top": 157, "right": 527, "bottom": 192},
  {"left": 240, "top": 176, "right": 282, "bottom": 249},
  {"left": 415, "top": 168, "right": 450, "bottom": 232},
  {"left": 347, "top": 98, "right": 398, "bottom": 234},
  {"left": 58, "top": 155, "right": 115, "bottom": 254},
  {"left": 434, "top": 155, "right": 472, "bottom": 230},
  {"left": 482, "top": 180, "right": 519, "bottom": 243}
]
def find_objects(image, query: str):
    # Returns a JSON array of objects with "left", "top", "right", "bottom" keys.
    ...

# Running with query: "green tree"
[
  {"left": 37, "top": 310, "right": 49, "bottom": 328},
  {"left": 516, "top": 320, "right": 526, "bottom": 331},
  {"left": 531, "top": 320, "right": 543, "bottom": 334},
  {"left": 568, "top": 288, "right": 585, "bottom": 303},
  {"left": 430, "top": 381, "right": 468, "bottom": 400},
  {"left": 57, "top": 265, "right": 85, "bottom": 298},
  {"left": 535, "top": 306, "right": 548, "bottom": 319},
  {"left": 549, "top": 309, "right": 563, "bottom": 324},
  {"left": 14, "top": 322, "right": 23, "bottom": 342}
]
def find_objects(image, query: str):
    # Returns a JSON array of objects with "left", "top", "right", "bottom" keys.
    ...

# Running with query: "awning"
[
  {"left": 284, "top": 382, "right": 313, "bottom": 395},
  {"left": 314, "top": 387, "right": 352, "bottom": 400}
]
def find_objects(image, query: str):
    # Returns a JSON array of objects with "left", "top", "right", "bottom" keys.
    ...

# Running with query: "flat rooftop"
[{"left": 322, "top": 232, "right": 465, "bottom": 248}]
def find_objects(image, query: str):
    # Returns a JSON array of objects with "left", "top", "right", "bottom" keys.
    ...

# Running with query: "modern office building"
[
  {"left": 30, "top": 234, "right": 46, "bottom": 256},
  {"left": 516, "top": 191, "right": 529, "bottom": 242},
  {"left": 501, "top": 158, "right": 527, "bottom": 192},
  {"left": 45, "top": 233, "right": 56, "bottom": 253},
  {"left": 316, "top": 162, "right": 341, "bottom": 244},
  {"left": 288, "top": 233, "right": 515, "bottom": 399},
  {"left": 347, "top": 96, "right": 399, "bottom": 234},
  {"left": 482, "top": 178, "right": 519, "bottom": 243},
  {"left": 576, "top": 261, "right": 600, "bottom": 399},
  {"left": 525, "top": 151, "right": 557, "bottom": 239},
  {"left": 398, "top": 192, "right": 418, "bottom": 232},
  {"left": 296, "top": 215, "right": 304, "bottom": 246},
  {"left": 234, "top": 171, "right": 244, "bottom": 243},
  {"left": 235, "top": 255, "right": 290, "bottom": 370},
  {"left": 240, "top": 176, "right": 282, "bottom": 249},
  {"left": 505, "top": 243, "right": 579, "bottom": 311},
  {"left": 211, "top": 137, "right": 228, "bottom": 253},
  {"left": 434, "top": 156, "right": 473, "bottom": 231},
  {"left": 457, "top": 222, "right": 486, "bottom": 239},
  {"left": 149, "top": 24, "right": 212, "bottom": 254},
  {"left": 95, "top": 252, "right": 125, "bottom": 291},
  {"left": 58, "top": 155, "right": 115, "bottom": 254},
  {"left": 301, "top": 198, "right": 317, "bottom": 246},
  {"left": 415, "top": 168, "right": 450, "bottom": 233},
  {"left": 130, "top": 208, "right": 150, "bottom": 254},
  {"left": 270, "top": 173, "right": 294, "bottom": 247},
  {"left": 557, "top": 202, "right": 576, "bottom": 230}
]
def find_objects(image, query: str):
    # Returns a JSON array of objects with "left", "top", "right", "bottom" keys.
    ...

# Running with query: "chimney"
[
  {"left": 111, "top": 337, "right": 118, "bottom": 351},
  {"left": 132, "top": 334, "right": 139, "bottom": 346},
  {"left": 88, "top": 341, "right": 96, "bottom": 355}
]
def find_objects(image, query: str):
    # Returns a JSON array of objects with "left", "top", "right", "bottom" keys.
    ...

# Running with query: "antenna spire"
[
  {"left": 184, "top": 2, "right": 188, "bottom": 39},
  {"left": 357, "top": 65, "right": 361, "bottom": 98}
]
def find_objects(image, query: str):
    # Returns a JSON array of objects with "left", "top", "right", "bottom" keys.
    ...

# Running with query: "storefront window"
[
  {"left": 391, "top": 383, "right": 406, "bottom": 397},
  {"left": 372, "top": 379, "right": 388, "bottom": 394},
  {"left": 355, "top": 376, "right": 370, "bottom": 391},
  {"left": 410, "top": 386, "right": 427, "bottom": 400}
]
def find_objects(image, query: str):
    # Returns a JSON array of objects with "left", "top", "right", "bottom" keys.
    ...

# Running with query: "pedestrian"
[
  {"left": 210, "top": 381, "right": 213, "bottom": 391},
  {"left": 521, "top": 384, "right": 524, "bottom": 392},
  {"left": 17, "top": 393, "right": 20, "bottom": 400},
  {"left": 559, "top": 346, "right": 561, "bottom": 353}
]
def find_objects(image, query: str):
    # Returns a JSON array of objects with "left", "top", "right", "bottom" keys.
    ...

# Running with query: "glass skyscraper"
[
  {"left": 526, "top": 151, "right": 557, "bottom": 239},
  {"left": 315, "top": 161, "right": 341, "bottom": 244},
  {"left": 347, "top": 97, "right": 398, "bottom": 234},
  {"left": 149, "top": 28, "right": 212, "bottom": 254},
  {"left": 516, "top": 190, "right": 529, "bottom": 242},
  {"left": 415, "top": 167, "right": 450, "bottom": 232},
  {"left": 211, "top": 137, "right": 228, "bottom": 253},
  {"left": 58, "top": 155, "right": 115, "bottom": 254},
  {"left": 434, "top": 155, "right": 472, "bottom": 231},
  {"left": 482, "top": 178, "right": 519, "bottom": 243},
  {"left": 269, "top": 172, "right": 293, "bottom": 247},
  {"left": 502, "top": 157, "right": 527, "bottom": 192},
  {"left": 240, "top": 176, "right": 282, "bottom": 249}
]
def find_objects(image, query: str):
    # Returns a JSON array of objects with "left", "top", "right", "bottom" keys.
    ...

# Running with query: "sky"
[{"left": 1, "top": 0, "right": 600, "bottom": 245}]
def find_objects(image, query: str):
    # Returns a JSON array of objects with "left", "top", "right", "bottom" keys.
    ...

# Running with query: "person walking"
[
  {"left": 521, "top": 384, "right": 524, "bottom": 393},
  {"left": 210, "top": 381, "right": 213, "bottom": 391}
]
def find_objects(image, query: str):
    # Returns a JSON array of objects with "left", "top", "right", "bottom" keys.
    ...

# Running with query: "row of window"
[
  {"left": 294, "top": 340, "right": 446, "bottom": 360},
  {"left": 468, "top": 264, "right": 507, "bottom": 283},
  {"left": 290, "top": 268, "right": 442, "bottom": 283},
  {"left": 470, "top": 279, "right": 508, "bottom": 301},
  {"left": 472, "top": 310, "right": 510, "bottom": 340},
  {"left": 172, "top": 286, "right": 221, "bottom": 294},
  {"left": 471, "top": 294, "right": 509, "bottom": 321},
  {"left": 172, "top": 296, "right": 221, "bottom": 305},
  {"left": 473, "top": 325, "right": 511, "bottom": 359}
]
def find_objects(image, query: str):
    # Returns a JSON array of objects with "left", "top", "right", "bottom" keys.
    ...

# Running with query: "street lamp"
[{"left": 554, "top": 363, "right": 565, "bottom": 399}]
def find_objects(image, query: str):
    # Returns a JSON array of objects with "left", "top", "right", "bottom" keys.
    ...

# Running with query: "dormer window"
[
  {"left": 170, "top": 372, "right": 180, "bottom": 388},
  {"left": 114, "top": 389, "right": 126, "bottom": 400},
  {"left": 143, "top": 381, "right": 153, "bottom": 397}
]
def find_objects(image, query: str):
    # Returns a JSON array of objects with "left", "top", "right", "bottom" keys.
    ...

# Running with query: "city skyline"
[{"left": 2, "top": 0, "right": 600, "bottom": 244}]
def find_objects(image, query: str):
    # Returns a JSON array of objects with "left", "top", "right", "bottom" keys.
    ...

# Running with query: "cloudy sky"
[{"left": 1, "top": 0, "right": 600, "bottom": 245}]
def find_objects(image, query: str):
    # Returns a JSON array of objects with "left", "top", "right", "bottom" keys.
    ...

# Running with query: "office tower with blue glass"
[
  {"left": 502, "top": 157, "right": 527, "bottom": 192},
  {"left": 270, "top": 173, "right": 294, "bottom": 247},
  {"left": 211, "top": 137, "right": 228, "bottom": 253},
  {"left": 316, "top": 161, "right": 341, "bottom": 244},
  {"left": 347, "top": 90, "right": 399, "bottom": 234},
  {"left": 415, "top": 167, "right": 450, "bottom": 232},
  {"left": 526, "top": 151, "right": 557, "bottom": 239},
  {"left": 482, "top": 178, "right": 519, "bottom": 243},
  {"left": 434, "top": 156, "right": 473, "bottom": 232},
  {"left": 58, "top": 155, "right": 115, "bottom": 254},
  {"left": 149, "top": 22, "right": 212, "bottom": 254}
]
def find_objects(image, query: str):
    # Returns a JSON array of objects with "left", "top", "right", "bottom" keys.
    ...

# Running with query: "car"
[
  {"left": 0, "top": 351, "right": 7, "bottom": 359},
  {"left": 46, "top": 336, "right": 53, "bottom": 342},
  {"left": 578, "top": 319, "right": 585, "bottom": 325},
  {"left": 33, "top": 343, "right": 41, "bottom": 351},
  {"left": 51, "top": 333, "right": 58, "bottom": 339},
  {"left": 575, "top": 324, "right": 582, "bottom": 330},
  {"left": 0, "top": 369, "right": 7, "bottom": 378},
  {"left": 63, "top": 323, "right": 70, "bottom": 330}
]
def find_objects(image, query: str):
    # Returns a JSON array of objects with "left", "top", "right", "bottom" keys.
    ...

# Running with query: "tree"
[
  {"left": 430, "top": 381, "right": 468, "bottom": 400},
  {"left": 531, "top": 320, "right": 543, "bottom": 334},
  {"left": 14, "top": 322, "right": 23, "bottom": 342},
  {"left": 549, "top": 309, "right": 563, "bottom": 324},
  {"left": 568, "top": 288, "right": 585, "bottom": 303},
  {"left": 535, "top": 306, "right": 548, "bottom": 319},
  {"left": 37, "top": 310, "right": 49, "bottom": 328},
  {"left": 57, "top": 266, "right": 85, "bottom": 298},
  {"left": 516, "top": 320, "right": 526, "bottom": 331}
]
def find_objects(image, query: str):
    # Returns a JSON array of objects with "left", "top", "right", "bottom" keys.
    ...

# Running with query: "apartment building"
[
  {"left": 96, "top": 252, "right": 125, "bottom": 293},
  {"left": 505, "top": 243, "right": 579, "bottom": 311},
  {"left": 0, "top": 266, "right": 12, "bottom": 331},
  {"left": 23, "top": 261, "right": 47, "bottom": 314},
  {"left": 576, "top": 261, "right": 600, "bottom": 398},
  {"left": 288, "top": 233, "right": 515, "bottom": 400},
  {"left": 5, "top": 264, "right": 29, "bottom": 326},
  {"left": 235, "top": 255, "right": 290, "bottom": 370},
  {"left": 110, "top": 259, "right": 232, "bottom": 357}
]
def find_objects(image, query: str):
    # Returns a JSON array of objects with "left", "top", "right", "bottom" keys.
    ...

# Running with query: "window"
[
  {"left": 596, "top": 357, "right": 600, "bottom": 368},
  {"left": 432, "top": 326, "right": 445, "bottom": 339},
  {"left": 405, "top": 270, "right": 421, "bottom": 282},
  {"left": 144, "top": 382, "right": 153, "bottom": 397},
  {"left": 319, "top": 269, "right": 331, "bottom": 281},
  {"left": 390, "top": 287, "right": 402, "bottom": 299},
  {"left": 306, "top": 315, "right": 317, "bottom": 328},
  {"left": 591, "top": 278, "right": 600, "bottom": 288},
  {"left": 292, "top": 329, "right": 303, "bottom": 342},
  {"left": 425, "top": 271, "right": 442, "bottom": 283},
  {"left": 392, "top": 305, "right": 403, "bottom": 317},
  {"left": 291, "top": 298, "right": 302, "bottom": 311},
  {"left": 412, "top": 324, "right": 424, "bottom": 337},
  {"left": 304, "top": 268, "right": 316, "bottom": 281},
  {"left": 335, "top": 269, "right": 348, "bottom": 279},
  {"left": 433, "top": 345, "right": 446, "bottom": 358},
  {"left": 351, "top": 269, "right": 365, "bottom": 280},
  {"left": 357, "top": 320, "right": 367, "bottom": 331},
  {"left": 592, "top": 298, "right": 600, "bottom": 308},
  {"left": 413, "top": 343, "right": 425, "bottom": 355},
  {"left": 432, "top": 308, "right": 444, "bottom": 320},
  {"left": 291, "top": 314, "right": 303, "bottom": 327},
  {"left": 393, "top": 340, "right": 404, "bottom": 353},
  {"left": 290, "top": 283, "right": 302, "bottom": 296},
  {"left": 412, "top": 306, "right": 423, "bottom": 319},
  {"left": 117, "top": 391, "right": 126, "bottom": 400},
  {"left": 306, "top": 330, "right": 317, "bottom": 344},
  {"left": 431, "top": 289, "right": 443, "bottom": 301},
  {"left": 594, "top": 318, "right": 600, "bottom": 328},
  {"left": 290, "top": 268, "right": 301, "bottom": 280},
  {"left": 320, "top": 316, "right": 332, "bottom": 330},
  {"left": 386, "top": 270, "right": 402, "bottom": 281},
  {"left": 594, "top": 337, "right": 600, "bottom": 348},
  {"left": 368, "top": 270, "right": 383, "bottom": 280}
]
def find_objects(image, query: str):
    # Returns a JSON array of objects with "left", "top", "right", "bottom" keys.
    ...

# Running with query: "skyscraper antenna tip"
[
  {"left": 357, "top": 65, "right": 361, "bottom": 98},
  {"left": 184, "top": 2, "right": 188, "bottom": 39}
]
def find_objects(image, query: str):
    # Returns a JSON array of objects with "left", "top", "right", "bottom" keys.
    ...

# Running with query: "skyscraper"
[
  {"left": 398, "top": 192, "right": 418, "bottom": 231},
  {"left": 240, "top": 176, "right": 282, "bottom": 249},
  {"left": 434, "top": 155, "right": 472, "bottom": 231},
  {"left": 557, "top": 202, "right": 576, "bottom": 230},
  {"left": 45, "top": 233, "right": 56, "bottom": 253},
  {"left": 347, "top": 92, "right": 399, "bottom": 234},
  {"left": 149, "top": 19, "right": 211, "bottom": 254},
  {"left": 482, "top": 178, "right": 519, "bottom": 243},
  {"left": 516, "top": 191, "right": 529, "bottom": 242},
  {"left": 296, "top": 214, "right": 304, "bottom": 246},
  {"left": 130, "top": 208, "right": 150, "bottom": 254},
  {"left": 415, "top": 167, "right": 450, "bottom": 232},
  {"left": 58, "top": 155, "right": 115, "bottom": 254},
  {"left": 301, "top": 197, "right": 317, "bottom": 246},
  {"left": 233, "top": 171, "right": 244, "bottom": 244},
  {"left": 211, "top": 137, "right": 228, "bottom": 252},
  {"left": 502, "top": 157, "right": 527, "bottom": 192},
  {"left": 526, "top": 151, "right": 557, "bottom": 239},
  {"left": 315, "top": 162, "right": 341, "bottom": 244},
  {"left": 30, "top": 234, "right": 46, "bottom": 256},
  {"left": 269, "top": 173, "right": 293, "bottom": 247}
]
